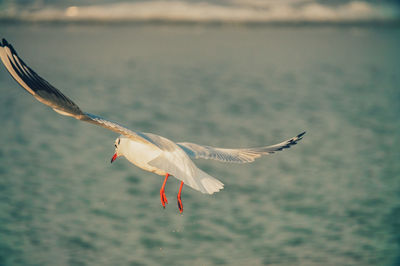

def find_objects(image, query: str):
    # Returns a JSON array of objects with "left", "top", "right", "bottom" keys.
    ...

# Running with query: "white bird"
[{"left": 0, "top": 39, "right": 305, "bottom": 213}]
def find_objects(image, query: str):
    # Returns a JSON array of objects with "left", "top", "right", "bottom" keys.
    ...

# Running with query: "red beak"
[{"left": 111, "top": 153, "right": 118, "bottom": 163}]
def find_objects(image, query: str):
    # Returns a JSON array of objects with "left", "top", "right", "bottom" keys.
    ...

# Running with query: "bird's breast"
[{"left": 122, "top": 140, "right": 166, "bottom": 175}]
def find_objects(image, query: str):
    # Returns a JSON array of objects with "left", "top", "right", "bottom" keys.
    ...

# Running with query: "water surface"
[{"left": 0, "top": 24, "right": 399, "bottom": 265}]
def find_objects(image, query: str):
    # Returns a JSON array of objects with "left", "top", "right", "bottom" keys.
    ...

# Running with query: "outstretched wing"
[
  {"left": 177, "top": 132, "right": 305, "bottom": 163},
  {"left": 0, "top": 38, "right": 159, "bottom": 148}
]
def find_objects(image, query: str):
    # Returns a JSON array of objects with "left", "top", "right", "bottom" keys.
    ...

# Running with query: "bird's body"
[
  {"left": 120, "top": 137, "right": 166, "bottom": 176},
  {"left": 115, "top": 135, "right": 225, "bottom": 194},
  {"left": 0, "top": 38, "right": 305, "bottom": 213}
]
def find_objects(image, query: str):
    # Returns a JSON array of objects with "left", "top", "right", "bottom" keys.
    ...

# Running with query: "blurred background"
[
  {"left": 1, "top": 0, "right": 400, "bottom": 265},
  {"left": 0, "top": 0, "right": 400, "bottom": 24}
]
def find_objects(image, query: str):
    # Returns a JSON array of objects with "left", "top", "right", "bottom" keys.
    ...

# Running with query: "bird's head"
[{"left": 111, "top": 137, "right": 122, "bottom": 163}]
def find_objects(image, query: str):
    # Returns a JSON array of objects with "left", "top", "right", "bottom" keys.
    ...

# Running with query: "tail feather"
[
  {"left": 196, "top": 168, "right": 224, "bottom": 194},
  {"left": 148, "top": 151, "right": 224, "bottom": 194}
]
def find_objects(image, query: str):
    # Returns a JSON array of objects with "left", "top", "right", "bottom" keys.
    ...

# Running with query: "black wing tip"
[
  {"left": 1, "top": 38, "right": 9, "bottom": 47},
  {"left": 1, "top": 38, "right": 17, "bottom": 55},
  {"left": 297, "top": 131, "right": 306, "bottom": 139},
  {"left": 289, "top": 131, "right": 306, "bottom": 145}
]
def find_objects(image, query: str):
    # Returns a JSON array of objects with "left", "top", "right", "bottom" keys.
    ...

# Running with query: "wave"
[{"left": 0, "top": 1, "right": 399, "bottom": 24}]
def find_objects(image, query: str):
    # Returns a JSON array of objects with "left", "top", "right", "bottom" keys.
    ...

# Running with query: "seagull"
[{"left": 0, "top": 38, "right": 305, "bottom": 213}]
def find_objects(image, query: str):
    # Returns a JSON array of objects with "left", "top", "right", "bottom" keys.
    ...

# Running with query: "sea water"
[{"left": 0, "top": 24, "right": 399, "bottom": 265}]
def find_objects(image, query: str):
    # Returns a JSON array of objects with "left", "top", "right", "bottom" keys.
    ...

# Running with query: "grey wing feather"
[
  {"left": 82, "top": 114, "right": 177, "bottom": 151},
  {"left": 81, "top": 113, "right": 159, "bottom": 146},
  {"left": 0, "top": 38, "right": 159, "bottom": 147},
  {"left": 177, "top": 132, "right": 305, "bottom": 163}
]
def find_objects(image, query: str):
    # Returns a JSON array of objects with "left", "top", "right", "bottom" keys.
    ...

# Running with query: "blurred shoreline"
[
  {"left": 1, "top": 18, "right": 399, "bottom": 28},
  {"left": 1, "top": 0, "right": 399, "bottom": 27}
]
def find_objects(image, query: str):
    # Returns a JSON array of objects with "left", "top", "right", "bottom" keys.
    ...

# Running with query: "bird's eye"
[
  {"left": 114, "top": 144, "right": 117, "bottom": 148},
  {"left": 118, "top": 139, "right": 121, "bottom": 145}
]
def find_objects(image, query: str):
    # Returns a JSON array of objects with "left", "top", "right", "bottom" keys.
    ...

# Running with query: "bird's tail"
[
  {"left": 195, "top": 167, "right": 224, "bottom": 194},
  {"left": 148, "top": 152, "right": 224, "bottom": 195}
]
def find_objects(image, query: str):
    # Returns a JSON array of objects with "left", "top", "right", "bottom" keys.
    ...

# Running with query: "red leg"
[
  {"left": 177, "top": 181, "right": 184, "bottom": 213},
  {"left": 160, "top": 173, "right": 169, "bottom": 208}
]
